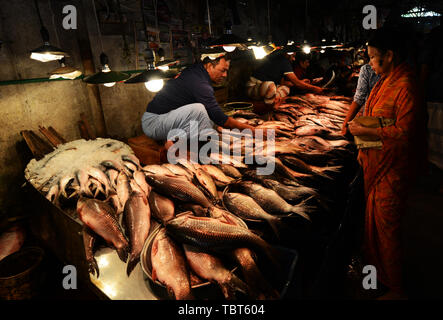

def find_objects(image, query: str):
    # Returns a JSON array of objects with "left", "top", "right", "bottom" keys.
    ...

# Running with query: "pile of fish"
[
  {"left": 24, "top": 138, "right": 141, "bottom": 207},
  {"left": 22, "top": 94, "right": 356, "bottom": 300},
  {"left": 77, "top": 161, "right": 287, "bottom": 300}
]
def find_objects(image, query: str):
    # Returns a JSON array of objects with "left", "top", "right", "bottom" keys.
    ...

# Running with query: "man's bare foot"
[
  {"left": 159, "top": 140, "right": 174, "bottom": 163},
  {"left": 164, "top": 140, "right": 174, "bottom": 150}
]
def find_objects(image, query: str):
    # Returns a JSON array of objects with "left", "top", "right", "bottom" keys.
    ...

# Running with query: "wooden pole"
[{"left": 76, "top": 0, "right": 108, "bottom": 138}]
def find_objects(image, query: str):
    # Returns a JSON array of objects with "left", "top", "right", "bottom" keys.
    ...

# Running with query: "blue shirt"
[
  {"left": 353, "top": 64, "right": 380, "bottom": 113},
  {"left": 146, "top": 63, "right": 228, "bottom": 126}
]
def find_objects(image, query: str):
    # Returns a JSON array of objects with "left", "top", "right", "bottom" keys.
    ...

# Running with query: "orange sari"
[{"left": 359, "top": 63, "right": 424, "bottom": 293}]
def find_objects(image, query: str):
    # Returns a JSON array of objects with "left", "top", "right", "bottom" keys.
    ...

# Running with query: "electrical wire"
[
  {"left": 48, "top": 0, "right": 61, "bottom": 48},
  {"left": 34, "top": 0, "right": 44, "bottom": 28},
  {"left": 91, "top": 0, "right": 105, "bottom": 54},
  {"left": 267, "top": 0, "right": 271, "bottom": 41},
  {"left": 141, "top": 0, "right": 148, "bottom": 40},
  {"left": 206, "top": 0, "right": 212, "bottom": 35},
  {"left": 153, "top": 0, "right": 158, "bottom": 31}
]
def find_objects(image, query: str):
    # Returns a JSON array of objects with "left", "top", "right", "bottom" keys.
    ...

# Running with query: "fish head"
[
  {"left": 77, "top": 197, "right": 88, "bottom": 210},
  {"left": 144, "top": 174, "right": 158, "bottom": 186}
]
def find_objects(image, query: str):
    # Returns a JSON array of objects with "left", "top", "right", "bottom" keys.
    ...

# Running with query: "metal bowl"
[
  {"left": 140, "top": 224, "right": 235, "bottom": 300},
  {"left": 224, "top": 101, "right": 254, "bottom": 111}
]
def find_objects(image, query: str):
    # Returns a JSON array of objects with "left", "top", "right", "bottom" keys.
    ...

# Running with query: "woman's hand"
[
  {"left": 347, "top": 121, "right": 380, "bottom": 137},
  {"left": 341, "top": 121, "right": 349, "bottom": 135},
  {"left": 347, "top": 121, "right": 366, "bottom": 136}
]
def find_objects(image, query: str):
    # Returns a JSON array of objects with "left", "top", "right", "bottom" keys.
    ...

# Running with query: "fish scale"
[
  {"left": 145, "top": 174, "right": 213, "bottom": 208},
  {"left": 77, "top": 197, "right": 129, "bottom": 263},
  {"left": 165, "top": 215, "right": 280, "bottom": 271}
]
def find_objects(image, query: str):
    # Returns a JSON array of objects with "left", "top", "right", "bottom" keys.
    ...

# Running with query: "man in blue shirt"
[
  {"left": 341, "top": 63, "right": 380, "bottom": 135},
  {"left": 141, "top": 52, "right": 256, "bottom": 157}
]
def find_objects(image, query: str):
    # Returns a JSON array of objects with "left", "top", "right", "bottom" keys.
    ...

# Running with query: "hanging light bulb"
[
  {"left": 83, "top": 2, "right": 129, "bottom": 87},
  {"left": 155, "top": 59, "right": 179, "bottom": 71},
  {"left": 101, "top": 62, "right": 116, "bottom": 87},
  {"left": 144, "top": 79, "right": 164, "bottom": 92},
  {"left": 208, "top": 31, "right": 248, "bottom": 52},
  {"left": 125, "top": 68, "right": 177, "bottom": 93},
  {"left": 222, "top": 45, "right": 236, "bottom": 52},
  {"left": 157, "top": 65, "right": 169, "bottom": 71},
  {"left": 83, "top": 53, "right": 130, "bottom": 86},
  {"left": 252, "top": 46, "right": 267, "bottom": 59},
  {"left": 30, "top": 0, "right": 68, "bottom": 62},
  {"left": 30, "top": 46, "right": 65, "bottom": 62},
  {"left": 250, "top": 44, "right": 276, "bottom": 60},
  {"left": 49, "top": 58, "right": 82, "bottom": 79}
]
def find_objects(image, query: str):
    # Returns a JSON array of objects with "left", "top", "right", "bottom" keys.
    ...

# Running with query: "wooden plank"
[
  {"left": 28, "top": 130, "right": 54, "bottom": 156},
  {"left": 80, "top": 113, "right": 96, "bottom": 139},
  {"left": 48, "top": 126, "right": 67, "bottom": 144},
  {"left": 78, "top": 120, "right": 90, "bottom": 140},
  {"left": 38, "top": 126, "right": 60, "bottom": 148},
  {"left": 20, "top": 130, "right": 41, "bottom": 159}
]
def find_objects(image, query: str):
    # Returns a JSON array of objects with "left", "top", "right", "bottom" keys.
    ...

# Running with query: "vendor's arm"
[
  {"left": 195, "top": 82, "right": 258, "bottom": 134},
  {"left": 285, "top": 72, "right": 324, "bottom": 94},
  {"left": 223, "top": 117, "right": 255, "bottom": 131},
  {"left": 195, "top": 82, "right": 229, "bottom": 127}
]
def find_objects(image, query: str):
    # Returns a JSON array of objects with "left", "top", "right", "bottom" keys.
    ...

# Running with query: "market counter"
[
  {"left": 89, "top": 247, "right": 156, "bottom": 300},
  {"left": 26, "top": 183, "right": 157, "bottom": 300}
]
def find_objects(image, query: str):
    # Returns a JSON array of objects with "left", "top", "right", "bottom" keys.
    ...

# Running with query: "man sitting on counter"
[{"left": 141, "top": 49, "right": 256, "bottom": 161}]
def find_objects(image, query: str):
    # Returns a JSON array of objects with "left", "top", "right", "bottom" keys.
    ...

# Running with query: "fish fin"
[
  {"left": 290, "top": 195, "right": 318, "bottom": 220},
  {"left": 88, "top": 257, "right": 100, "bottom": 278},
  {"left": 321, "top": 165, "right": 343, "bottom": 175},
  {"left": 126, "top": 255, "right": 139, "bottom": 277},
  {"left": 116, "top": 245, "right": 129, "bottom": 263},
  {"left": 175, "top": 211, "right": 194, "bottom": 218},
  {"left": 68, "top": 189, "right": 79, "bottom": 199},
  {"left": 289, "top": 206, "right": 312, "bottom": 222}
]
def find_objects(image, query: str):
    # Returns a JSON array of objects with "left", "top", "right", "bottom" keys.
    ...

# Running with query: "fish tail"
[
  {"left": 116, "top": 245, "right": 129, "bottom": 263},
  {"left": 126, "top": 254, "right": 139, "bottom": 277},
  {"left": 320, "top": 165, "right": 343, "bottom": 175},
  {"left": 88, "top": 257, "right": 100, "bottom": 278},
  {"left": 289, "top": 197, "right": 314, "bottom": 222},
  {"left": 174, "top": 287, "right": 195, "bottom": 300},
  {"left": 220, "top": 273, "right": 250, "bottom": 299}
]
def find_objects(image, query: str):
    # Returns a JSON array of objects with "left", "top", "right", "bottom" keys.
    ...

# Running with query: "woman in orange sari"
[{"left": 348, "top": 28, "right": 425, "bottom": 299}]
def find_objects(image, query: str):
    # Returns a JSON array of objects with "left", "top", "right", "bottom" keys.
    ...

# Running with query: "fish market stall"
[{"left": 23, "top": 92, "right": 359, "bottom": 300}]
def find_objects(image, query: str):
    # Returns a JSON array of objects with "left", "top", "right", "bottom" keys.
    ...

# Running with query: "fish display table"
[
  {"left": 89, "top": 247, "right": 157, "bottom": 300},
  {"left": 26, "top": 183, "right": 160, "bottom": 300},
  {"left": 24, "top": 93, "right": 360, "bottom": 299}
]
